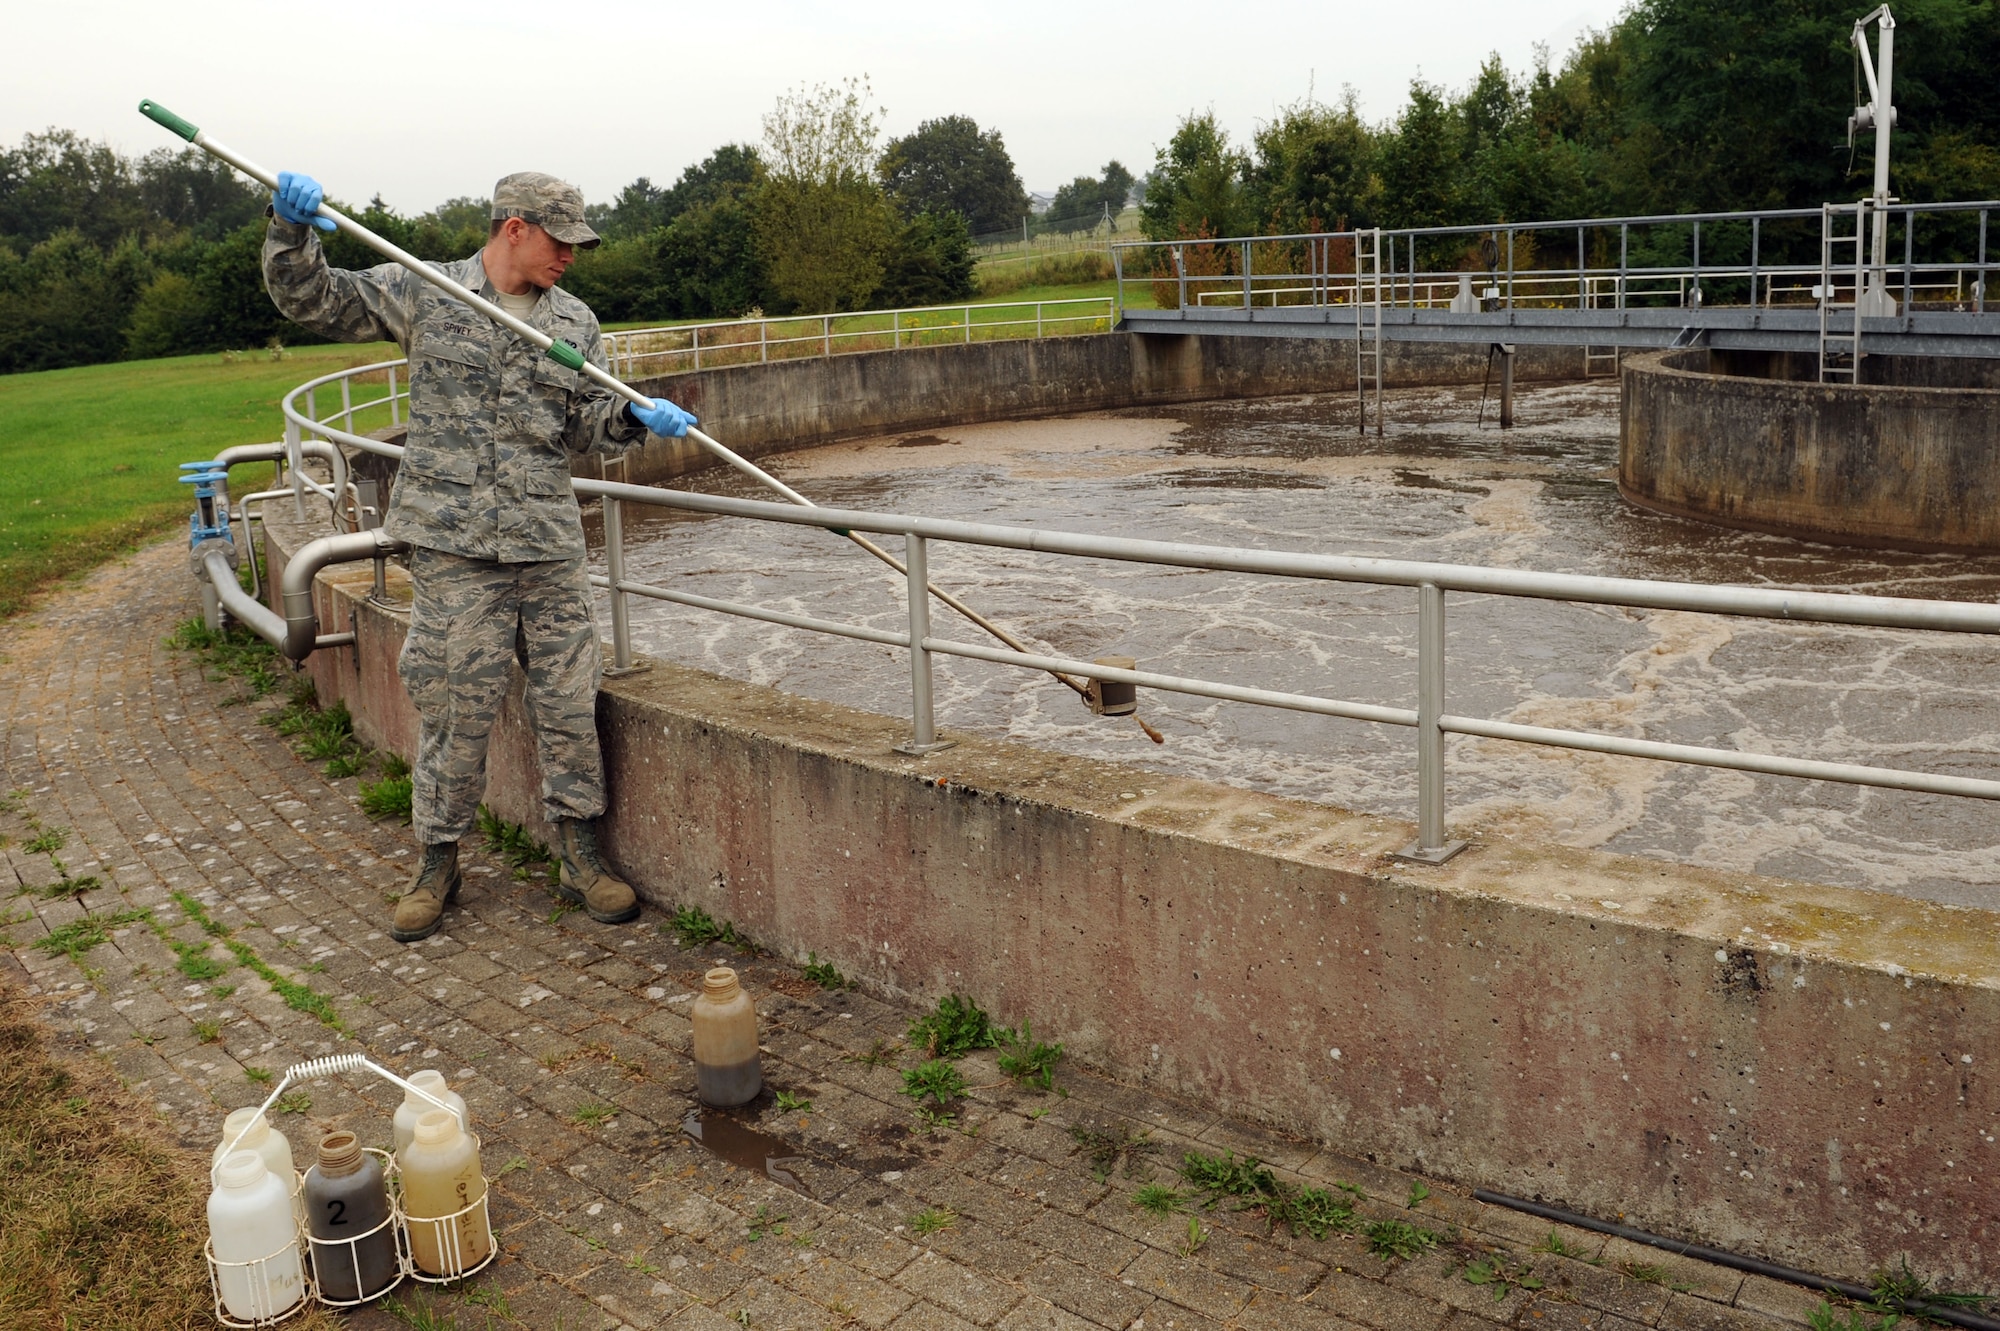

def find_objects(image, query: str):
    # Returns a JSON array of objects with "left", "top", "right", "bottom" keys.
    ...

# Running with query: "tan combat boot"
[
  {"left": 553, "top": 819, "right": 639, "bottom": 924},
  {"left": 391, "top": 842, "right": 461, "bottom": 943}
]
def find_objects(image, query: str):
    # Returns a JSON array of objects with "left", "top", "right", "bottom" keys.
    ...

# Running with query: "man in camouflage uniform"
[{"left": 262, "top": 170, "right": 696, "bottom": 942}]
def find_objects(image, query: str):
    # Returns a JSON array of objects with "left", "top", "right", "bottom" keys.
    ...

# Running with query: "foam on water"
[{"left": 591, "top": 380, "right": 2000, "bottom": 909}]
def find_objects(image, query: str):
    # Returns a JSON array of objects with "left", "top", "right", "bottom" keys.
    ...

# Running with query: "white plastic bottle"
[
  {"left": 393, "top": 1070, "right": 469, "bottom": 1153},
  {"left": 399, "top": 1108, "right": 492, "bottom": 1276},
  {"left": 211, "top": 1107, "right": 300, "bottom": 1223},
  {"left": 207, "top": 1149, "right": 306, "bottom": 1321}
]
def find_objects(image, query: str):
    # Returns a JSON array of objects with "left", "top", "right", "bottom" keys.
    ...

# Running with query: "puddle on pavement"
[{"left": 682, "top": 1107, "right": 812, "bottom": 1193}]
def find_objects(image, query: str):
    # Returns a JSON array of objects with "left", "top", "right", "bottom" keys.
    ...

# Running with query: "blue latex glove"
[
  {"left": 272, "top": 171, "right": 336, "bottom": 231},
  {"left": 629, "top": 396, "right": 697, "bottom": 438}
]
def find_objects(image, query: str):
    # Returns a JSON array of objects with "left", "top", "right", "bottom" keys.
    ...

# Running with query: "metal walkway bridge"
[{"left": 1112, "top": 200, "right": 2000, "bottom": 365}]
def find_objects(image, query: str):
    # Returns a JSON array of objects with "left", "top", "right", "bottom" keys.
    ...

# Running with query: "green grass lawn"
[
  {"left": 0, "top": 278, "right": 1136, "bottom": 623},
  {"left": 0, "top": 341, "right": 395, "bottom": 620}
]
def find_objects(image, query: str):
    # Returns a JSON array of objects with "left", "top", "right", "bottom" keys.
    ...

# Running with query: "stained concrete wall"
[
  {"left": 1620, "top": 348, "right": 2000, "bottom": 551},
  {"left": 268, "top": 507, "right": 2000, "bottom": 1285}
]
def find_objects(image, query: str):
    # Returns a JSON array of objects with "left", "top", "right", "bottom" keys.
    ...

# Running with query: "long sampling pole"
[{"left": 138, "top": 99, "right": 1164, "bottom": 745}]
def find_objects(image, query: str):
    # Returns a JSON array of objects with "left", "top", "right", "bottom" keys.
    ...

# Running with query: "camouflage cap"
[{"left": 491, "top": 172, "right": 600, "bottom": 249}]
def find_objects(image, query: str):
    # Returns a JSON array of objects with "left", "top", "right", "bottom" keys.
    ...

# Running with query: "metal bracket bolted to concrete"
[
  {"left": 1389, "top": 839, "right": 1469, "bottom": 866},
  {"left": 892, "top": 739, "right": 957, "bottom": 757}
]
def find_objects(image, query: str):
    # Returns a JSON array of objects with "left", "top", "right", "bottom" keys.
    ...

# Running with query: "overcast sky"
[{"left": 12, "top": 0, "right": 1629, "bottom": 215}]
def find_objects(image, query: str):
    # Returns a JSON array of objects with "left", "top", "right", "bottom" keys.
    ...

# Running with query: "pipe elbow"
[{"left": 279, "top": 528, "right": 406, "bottom": 661}]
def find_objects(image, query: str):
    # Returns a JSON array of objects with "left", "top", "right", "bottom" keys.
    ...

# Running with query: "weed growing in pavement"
[
  {"left": 912, "top": 1106, "right": 960, "bottom": 1134},
  {"left": 1406, "top": 1180, "right": 1431, "bottom": 1208},
  {"left": 1180, "top": 1149, "right": 1281, "bottom": 1205},
  {"left": 996, "top": 1021, "right": 1064, "bottom": 1092},
  {"left": 493, "top": 1155, "right": 529, "bottom": 1179},
  {"left": 1131, "top": 1184, "right": 1187, "bottom": 1216},
  {"left": 623, "top": 1253, "right": 660, "bottom": 1276},
  {"left": 211, "top": 982, "right": 237, "bottom": 998},
  {"left": 360, "top": 769, "right": 413, "bottom": 823},
  {"left": 1180, "top": 1215, "right": 1209, "bottom": 1256},
  {"left": 244, "top": 1067, "right": 273, "bottom": 1084},
  {"left": 901, "top": 1059, "right": 966, "bottom": 1106},
  {"left": 802, "top": 952, "right": 849, "bottom": 989},
  {"left": 168, "top": 891, "right": 348, "bottom": 1035},
  {"left": 274, "top": 1091, "right": 311, "bottom": 1115},
  {"left": 908, "top": 1207, "right": 957, "bottom": 1236},
  {"left": 842, "top": 1039, "right": 902, "bottom": 1069},
  {"left": 168, "top": 617, "right": 284, "bottom": 697},
  {"left": 380, "top": 1292, "right": 459, "bottom": 1330},
  {"left": 461, "top": 1284, "right": 512, "bottom": 1316},
  {"left": 1866, "top": 1258, "right": 1993, "bottom": 1317},
  {"left": 907, "top": 993, "right": 1003, "bottom": 1060},
  {"left": 1619, "top": 1260, "right": 1670, "bottom": 1285},
  {"left": 774, "top": 1090, "right": 813, "bottom": 1113},
  {"left": 1177, "top": 1148, "right": 1360, "bottom": 1240},
  {"left": 324, "top": 752, "right": 370, "bottom": 779},
  {"left": 572, "top": 1101, "right": 617, "bottom": 1128},
  {"left": 32, "top": 908, "right": 150, "bottom": 963},
  {"left": 1810, "top": 1305, "right": 1895, "bottom": 1331},
  {"left": 665, "top": 903, "right": 750, "bottom": 950},
  {"left": 746, "top": 1204, "right": 789, "bottom": 1241},
  {"left": 1463, "top": 1256, "right": 1545, "bottom": 1301},
  {"left": 546, "top": 897, "right": 580, "bottom": 925},
  {"left": 23, "top": 826, "right": 66, "bottom": 855},
  {"left": 1071, "top": 1123, "right": 1160, "bottom": 1182},
  {"left": 1533, "top": 1229, "right": 1601, "bottom": 1262},
  {"left": 0, "top": 787, "right": 27, "bottom": 813},
  {"left": 1365, "top": 1217, "right": 1444, "bottom": 1261},
  {"left": 192, "top": 1020, "right": 221, "bottom": 1043},
  {"left": 475, "top": 806, "right": 557, "bottom": 887}
]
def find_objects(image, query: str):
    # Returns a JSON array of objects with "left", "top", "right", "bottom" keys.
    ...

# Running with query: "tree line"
[
  {"left": 1140, "top": 0, "right": 2000, "bottom": 264},
  {"left": 5, "top": 0, "right": 1998, "bottom": 375}
]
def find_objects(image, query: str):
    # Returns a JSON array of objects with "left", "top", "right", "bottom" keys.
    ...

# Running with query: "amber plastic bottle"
[
  {"left": 398, "top": 1108, "right": 492, "bottom": 1277},
  {"left": 691, "top": 966, "right": 762, "bottom": 1106},
  {"left": 303, "top": 1130, "right": 398, "bottom": 1302}
]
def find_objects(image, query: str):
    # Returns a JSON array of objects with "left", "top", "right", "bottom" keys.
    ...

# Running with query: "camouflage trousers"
[{"left": 397, "top": 548, "right": 605, "bottom": 844}]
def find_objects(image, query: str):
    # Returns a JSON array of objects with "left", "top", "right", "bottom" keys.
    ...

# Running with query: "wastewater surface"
[{"left": 587, "top": 380, "right": 2000, "bottom": 910}]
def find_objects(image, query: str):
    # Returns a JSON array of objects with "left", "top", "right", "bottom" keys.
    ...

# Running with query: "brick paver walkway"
[{"left": 0, "top": 539, "right": 1823, "bottom": 1331}]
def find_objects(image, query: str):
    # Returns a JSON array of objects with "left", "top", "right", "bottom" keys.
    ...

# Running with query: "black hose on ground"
[{"left": 1472, "top": 1190, "right": 2000, "bottom": 1331}]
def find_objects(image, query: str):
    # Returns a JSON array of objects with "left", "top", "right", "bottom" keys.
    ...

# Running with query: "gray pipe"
[
  {"left": 279, "top": 528, "right": 405, "bottom": 660},
  {"left": 203, "top": 548, "right": 286, "bottom": 645}
]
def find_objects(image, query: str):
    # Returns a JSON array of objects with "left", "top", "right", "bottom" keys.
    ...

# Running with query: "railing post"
[
  {"left": 1393, "top": 581, "right": 1466, "bottom": 865},
  {"left": 761, "top": 319, "right": 768, "bottom": 363},
  {"left": 603, "top": 494, "right": 636, "bottom": 674},
  {"left": 964, "top": 306, "right": 971, "bottom": 344},
  {"left": 1903, "top": 210, "right": 1914, "bottom": 310},
  {"left": 1242, "top": 240, "right": 1253, "bottom": 309},
  {"left": 1176, "top": 244, "right": 1186, "bottom": 311},
  {"left": 894, "top": 310, "right": 901, "bottom": 349},
  {"left": 894, "top": 534, "right": 954, "bottom": 756},
  {"left": 1979, "top": 210, "right": 1989, "bottom": 314},
  {"left": 693, "top": 325, "right": 701, "bottom": 372},
  {"left": 1751, "top": 217, "right": 1761, "bottom": 309},
  {"left": 1037, "top": 302, "right": 1043, "bottom": 338},
  {"left": 1618, "top": 224, "right": 1628, "bottom": 311},
  {"left": 1505, "top": 229, "right": 1514, "bottom": 309},
  {"left": 284, "top": 413, "right": 306, "bottom": 520},
  {"left": 823, "top": 315, "right": 831, "bottom": 357},
  {"left": 388, "top": 364, "right": 400, "bottom": 427}
]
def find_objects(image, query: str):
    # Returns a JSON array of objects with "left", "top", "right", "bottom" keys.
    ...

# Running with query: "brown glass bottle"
[
  {"left": 691, "top": 966, "right": 762, "bottom": 1106},
  {"left": 303, "top": 1130, "right": 397, "bottom": 1301}
]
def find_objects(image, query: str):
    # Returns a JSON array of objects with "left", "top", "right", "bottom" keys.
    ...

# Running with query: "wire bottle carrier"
[{"left": 206, "top": 1053, "right": 496, "bottom": 1327}]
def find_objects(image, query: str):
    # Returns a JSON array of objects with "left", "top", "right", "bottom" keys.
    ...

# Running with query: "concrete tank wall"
[
  {"left": 268, "top": 509, "right": 2000, "bottom": 1284},
  {"left": 1620, "top": 348, "right": 2000, "bottom": 551}
]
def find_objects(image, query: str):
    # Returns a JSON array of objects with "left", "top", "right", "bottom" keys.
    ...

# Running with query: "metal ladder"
[
  {"left": 1819, "top": 201, "right": 1870, "bottom": 383},
  {"left": 1355, "top": 227, "right": 1384, "bottom": 435},
  {"left": 1581, "top": 276, "right": 1620, "bottom": 377}
]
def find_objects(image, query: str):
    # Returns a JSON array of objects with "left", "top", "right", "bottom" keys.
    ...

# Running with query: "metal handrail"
[
  {"left": 602, "top": 297, "right": 1118, "bottom": 378},
  {"left": 1114, "top": 198, "right": 1998, "bottom": 317},
  {"left": 276, "top": 357, "right": 2000, "bottom": 861}
]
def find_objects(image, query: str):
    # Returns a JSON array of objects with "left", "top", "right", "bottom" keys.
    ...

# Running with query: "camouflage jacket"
[{"left": 262, "top": 218, "right": 647, "bottom": 562}]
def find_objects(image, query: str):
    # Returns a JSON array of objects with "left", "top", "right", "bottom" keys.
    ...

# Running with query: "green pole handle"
[
  {"left": 138, "top": 99, "right": 200, "bottom": 143},
  {"left": 545, "top": 340, "right": 586, "bottom": 372}
]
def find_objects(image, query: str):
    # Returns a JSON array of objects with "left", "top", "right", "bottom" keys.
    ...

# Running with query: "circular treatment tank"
[
  {"left": 587, "top": 378, "right": 2000, "bottom": 909},
  {"left": 1621, "top": 348, "right": 2000, "bottom": 551}
]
